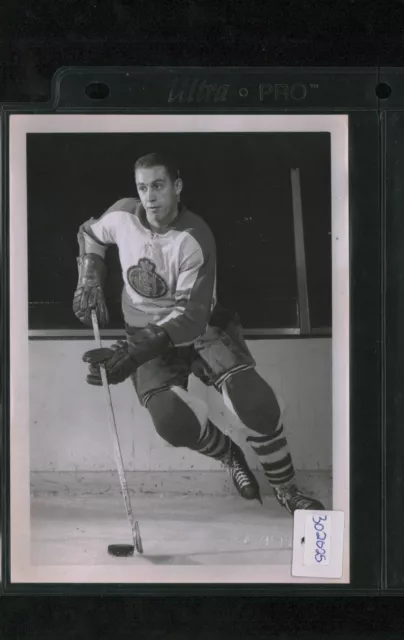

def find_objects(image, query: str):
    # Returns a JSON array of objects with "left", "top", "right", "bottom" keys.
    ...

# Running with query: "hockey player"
[{"left": 73, "top": 152, "right": 324, "bottom": 514}]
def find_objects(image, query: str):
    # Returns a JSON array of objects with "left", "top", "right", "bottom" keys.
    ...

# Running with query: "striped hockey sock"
[
  {"left": 246, "top": 422, "right": 296, "bottom": 488},
  {"left": 192, "top": 420, "right": 231, "bottom": 461}
]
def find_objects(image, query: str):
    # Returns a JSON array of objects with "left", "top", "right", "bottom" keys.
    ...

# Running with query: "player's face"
[{"left": 135, "top": 165, "right": 182, "bottom": 229}]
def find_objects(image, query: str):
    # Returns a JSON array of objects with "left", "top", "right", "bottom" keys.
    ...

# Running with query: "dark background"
[
  {"left": 3, "top": 1, "right": 404, "bottom": 106},
  {"left": 27, "top": 131, "right": 331, "bottom": 331}
]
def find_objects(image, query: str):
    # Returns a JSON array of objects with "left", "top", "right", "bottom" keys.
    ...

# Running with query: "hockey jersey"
[{"left": 79, "top": 198, "right": 217, "bottom": 347}]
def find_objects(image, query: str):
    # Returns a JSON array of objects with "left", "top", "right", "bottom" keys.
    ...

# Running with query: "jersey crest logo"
[{"left": 127, "top": 258, "right": 168, "bottom": 299}]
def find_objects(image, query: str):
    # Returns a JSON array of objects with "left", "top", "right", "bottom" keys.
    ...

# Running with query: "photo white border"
[{"left": 9, "top": 113, "right": 349, "bottom": 584}]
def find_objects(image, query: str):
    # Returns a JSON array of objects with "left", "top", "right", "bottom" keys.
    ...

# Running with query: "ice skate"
[
  {"left": 273, "top": 482, "right": 325, "bottom": 514},
  {"left": 221, "top": 442, "right": 263, "bottom": 504}
]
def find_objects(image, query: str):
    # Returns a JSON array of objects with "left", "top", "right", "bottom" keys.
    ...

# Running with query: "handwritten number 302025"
[{"left": 312, "top": 515, "right": 328, "bottom": 563}]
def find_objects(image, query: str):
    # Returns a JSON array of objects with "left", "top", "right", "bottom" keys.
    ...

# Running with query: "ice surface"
[{"left": 31, "top": 493, "right": 299, "bottom": 567}]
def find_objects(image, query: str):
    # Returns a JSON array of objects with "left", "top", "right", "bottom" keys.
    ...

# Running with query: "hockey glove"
[
  {"left": 84, "top": 340, "right": 135, "bottom": 386},
  {"left": 73, "top": 253, "right": 109, "bottom": 328},
  {"left": 83, "top": 324, "right": 172, "bottom": 386}
]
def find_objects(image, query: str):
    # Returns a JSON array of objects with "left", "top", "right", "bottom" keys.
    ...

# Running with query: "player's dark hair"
[{"left": 134, "top": 152, "right": 180, "bottom": 183}]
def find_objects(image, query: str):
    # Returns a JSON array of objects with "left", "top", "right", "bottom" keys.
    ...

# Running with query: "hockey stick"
[{"left": 91, "top": 310, "right": 143, "bottom": 556}]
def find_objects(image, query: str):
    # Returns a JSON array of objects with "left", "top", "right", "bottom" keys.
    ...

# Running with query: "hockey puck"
[{"left": 108, "top": 544, "right": 134, "bottom": 557}]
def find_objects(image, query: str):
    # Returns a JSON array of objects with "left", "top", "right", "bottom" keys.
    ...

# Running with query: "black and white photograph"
[{"left": 9, "top": 114, "right": 349, "bottom": 584}]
